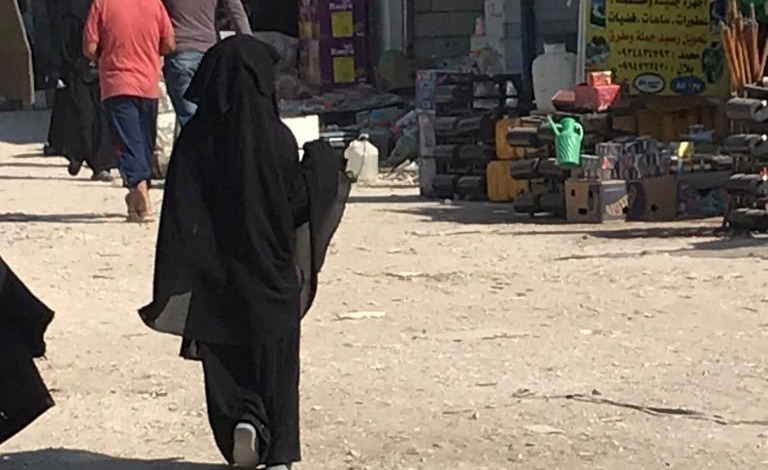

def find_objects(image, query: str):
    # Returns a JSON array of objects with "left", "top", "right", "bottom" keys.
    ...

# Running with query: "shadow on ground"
[
  {"left": 0, "top": 175, "right": 81, "bottom": 183},
  {"left": 348, "top": 194, "right": 424, "bottom": 204},
  {"left": 0, "top": 213, "right": 126, "bottom": 224},
  {"left": 385, "top": 201, "right": 768, "bottom": 260},
  {"left": 388, "top": 202, "right": 727, "bottom": 237},
  {"left": 386, "top": 202, "right": 559, "bottom": 226},
  {"left": 0, "top": 160, "right": 65, "bottom": 169},
  {"left": 1, "top": 449, "right": 221, "bottom": 470},
  {"left": 0, "top": 110, "right": 49, "bottom": 145},
  {"left": 587, "top": 225, "right": 719, "bottom": 240},
  {"left": 552, "top": 228, "right": 767, "bottom": 261}
]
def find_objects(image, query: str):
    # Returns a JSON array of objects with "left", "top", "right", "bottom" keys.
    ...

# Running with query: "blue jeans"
[
  {"left": 163, "top": 50, "right": 204, "bottom": 127},
  {"left": 104, "top": 96, "right": 158, "bottom": 188}
]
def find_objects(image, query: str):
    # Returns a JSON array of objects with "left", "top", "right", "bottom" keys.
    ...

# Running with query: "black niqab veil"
[
  {"left": 139, "top": 36, "right": 349, "bottom": 346},
  {"left": 0, "top": 257, "right": 55, "bottom": 444}
]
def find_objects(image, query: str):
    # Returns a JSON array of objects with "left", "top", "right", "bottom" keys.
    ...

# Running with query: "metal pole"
[
  {"left": 403, "top": 0, "right": 414, "bottom": 58},
  {"left": 520, "top": 0, "right": 537, "bottom": 104}
]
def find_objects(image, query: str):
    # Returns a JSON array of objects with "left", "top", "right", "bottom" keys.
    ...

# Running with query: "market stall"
[{"left": 413, "top": 0, "right": 768, "bottom": 232}]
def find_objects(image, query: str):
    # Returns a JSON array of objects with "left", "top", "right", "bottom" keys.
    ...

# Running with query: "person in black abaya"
[
  {"left": 0, "top": 256, "right": 55, "bottom": 445},
  {"left": 139, "top": 36, "right": 350, "bottom": 469},
  {"left": 45, "top": 0, "right": 114, "bottom": 182}
]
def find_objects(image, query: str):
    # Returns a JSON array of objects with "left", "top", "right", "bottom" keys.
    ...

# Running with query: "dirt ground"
[{"left": 1, "top": 110, "right": 767, "bottom": 470}]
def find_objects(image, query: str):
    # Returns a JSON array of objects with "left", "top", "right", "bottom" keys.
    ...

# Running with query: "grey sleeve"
[{"left": 221, "top": 0, "right": 253, "bottom": 35}]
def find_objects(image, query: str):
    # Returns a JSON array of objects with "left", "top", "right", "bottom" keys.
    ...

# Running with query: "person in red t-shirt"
[{"left": 83, "top": 0, "right": 175, "bottom": 223}]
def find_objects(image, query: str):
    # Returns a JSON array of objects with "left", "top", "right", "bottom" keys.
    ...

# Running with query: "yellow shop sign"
[{"left": 584, "top": 0, "right": 730, "bottom": 97}]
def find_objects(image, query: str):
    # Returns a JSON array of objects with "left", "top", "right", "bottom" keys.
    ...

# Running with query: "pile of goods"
[
  {"left": 416, "top": 69, "right": 530, "bottom": 201},
  {"left": 720, "top": 1, "right": 768, "bottom": 95}
]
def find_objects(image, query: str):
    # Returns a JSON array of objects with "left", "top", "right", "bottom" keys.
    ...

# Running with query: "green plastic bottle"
[{"left": 548, "top": 115, "right": 583, "bottom": 168}]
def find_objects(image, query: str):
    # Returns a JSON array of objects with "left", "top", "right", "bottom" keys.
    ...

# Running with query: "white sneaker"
[{"left": 232, "top": 422, "right": 260, "bottom": 467}]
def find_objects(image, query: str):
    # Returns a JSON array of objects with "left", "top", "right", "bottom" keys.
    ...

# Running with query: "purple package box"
[
  {"left": 300, "top": 38, "right": 368, "bottom": 88},
  {"left": 299, "top": 0, "right": 366, "bottom": 40}
]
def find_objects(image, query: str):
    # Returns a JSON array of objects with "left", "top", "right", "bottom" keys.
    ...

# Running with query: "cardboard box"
[
  {"left": 612, "top": 114, "right": 637, "bottom": 134},
  {"left": 299, "top": 0, "right": 366, "bottom": 40},
  {"left": 574, "top": 84, "right": 622, "bottom": 112},
  {"left": 626, "top": 175, "right": 678, "bottom": 222},
  {"left": 637, "top": 109, "right": 660, "bottom": 139},
  {"left": 565, "top": 179, "right": 629, "bottom": 223},
  {"left": 299, "top": 38, "right": 367, "bottom": 87},
  {"left": 588, "top": 71, "right": 613, "bottom": 87}
]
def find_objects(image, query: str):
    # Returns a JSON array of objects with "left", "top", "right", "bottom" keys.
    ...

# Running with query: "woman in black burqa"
[
  {"left": 0, "top": 256, "right": 55, "bottom": 445},
  {"left": 139, "top": 35, "right": 349, "bottom": 469},
  {"left": 45, "top": 0, "right": 114, "bottom": 181}
]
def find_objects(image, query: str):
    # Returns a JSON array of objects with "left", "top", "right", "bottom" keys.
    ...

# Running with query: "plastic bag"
[{"left": 252, "top": 32, "right": 299, "bottom": 75}]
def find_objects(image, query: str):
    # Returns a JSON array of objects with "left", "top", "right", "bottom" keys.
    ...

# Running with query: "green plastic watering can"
[{"left": 548, "top": 115, "right": 583, "bottom": 168}]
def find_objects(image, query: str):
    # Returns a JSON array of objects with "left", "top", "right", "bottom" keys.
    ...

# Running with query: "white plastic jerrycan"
[{"left": 344, "top": 133, "right": 379, "bottom": 183}]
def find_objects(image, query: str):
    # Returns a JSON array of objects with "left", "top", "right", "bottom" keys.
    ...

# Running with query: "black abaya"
[
  {"left": 139, "top": 36, "right": 349, "bottom": 466},
  {"left": 0, "top": 257, "right": 55, "bottom": 445},
  {"left": 46, "top": 3, "right": 114, "bottom": 173},
  {"left": 199, "top": 338, "right": 301, "bottom": 465},
  {"left": 47, "top": 86, "right": 77, "bottom": 155}
]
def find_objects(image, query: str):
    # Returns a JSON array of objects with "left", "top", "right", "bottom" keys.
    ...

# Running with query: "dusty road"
[{"left": 1, "top": 110, "right": 767, "bottom": 470}]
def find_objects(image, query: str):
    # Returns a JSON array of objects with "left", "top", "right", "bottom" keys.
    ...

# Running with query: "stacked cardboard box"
[
  {"left": 612, "top": 105, "right": 717, "bottom": 142},
  {"left": 565, "top": 137, "right": 678, "bottom": 224},
  {"left": 564, "top": 179, "right": 628, "bottom": 224},
  {"left": 598, "top": 138, "right": 677, "bottom": 222},
  {"left": 298, "top": 0, "right": 367, "bottom": 88}
]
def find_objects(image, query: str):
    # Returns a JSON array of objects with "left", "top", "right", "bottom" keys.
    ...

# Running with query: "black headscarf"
[
  {"left": 35, "top": 0, "right": 93, "bottom": 81},
  {"left": 0, "top": 257, "right": 54, "bottom": 358},
  {"left": 0, "top": 256, "right": 55, "bottom": 444},
  {"left": 139, "top": 36, "right": 349, "bottom": 346},
  {"left": 59, "top": 0, "right": 98, "bottom": 83}
]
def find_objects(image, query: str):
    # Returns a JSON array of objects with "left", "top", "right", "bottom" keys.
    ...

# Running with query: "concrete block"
[
  {"left": 414, "top": 12, "right": 450, "bottom": 37},
  {"left": 486, "top": 20, "right": 522, "bottom": 40},
  {"left": 431, "top": 0, "right": 484, "bottom": 11},
  {"left": 414, "top": 11, "right": 478, "bottom": 37},
  {"left": 447, "top": 11, "right": 483, "bottom": 35},
  {"left": 485, "top": 0, "right": 521, "bottom": 23},
  {"left": 470, "top": 35, "right": 489, "bottom": 52},
  {"left": 485, "top": 0, "right": 521, "bottom": 42},
  {"left": 503, "top": 47, "right": 524, "bottom": 74},
  {"left": 414, "top": 0, "right": 432, "bottom": 12},
  {"left": 534, "top": 0, "right": 578, "bottom": 21},
  {"left": 485, "top": 17, "right": 502, "bottom": 39},
  {"left": 484, "top": 36, "right": 524, "bottom": 74},
  {"left": 413, "top": 36, "right": 471, "bottom": 60},
  {"left": 536, "top": 19, "right": 578, "bottom": 53},
  {"left": 503, "top": 22, "right": 523, "bottom": 39},
  {"left": 537, "top": 19, "right": 578, "bottom": 34}
]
